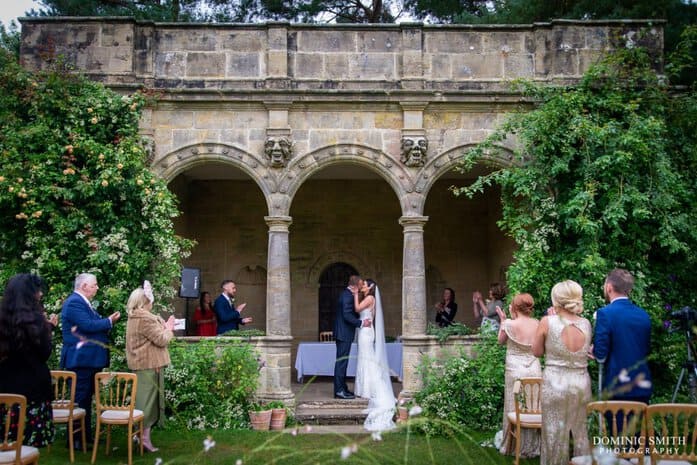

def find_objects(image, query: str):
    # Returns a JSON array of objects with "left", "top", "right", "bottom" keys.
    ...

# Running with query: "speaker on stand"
[{"left": 179, "top": 267, "right": 201, "bottom": 335}]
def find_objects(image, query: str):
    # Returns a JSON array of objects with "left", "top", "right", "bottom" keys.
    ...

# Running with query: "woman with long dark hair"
[
  {"left": 435, "top": 287, "right": 457, "bottom": 327},
  {"left": 0, "top": 273, "right": 55, "bottom": 447},
  {"left": 193, "top": 291, "right": 217, "bottom": 336}
]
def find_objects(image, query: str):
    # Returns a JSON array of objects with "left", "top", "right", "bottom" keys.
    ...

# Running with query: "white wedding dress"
[{"left": 355, "top": 287, "right": 396, "bottom": 432}]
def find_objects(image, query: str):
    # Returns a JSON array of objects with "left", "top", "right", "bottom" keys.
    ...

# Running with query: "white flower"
[
  {"left": 371, "top": 431, "right": 382, "bottom": 441},
  {"left": 618, "top": 369, "right": 631, "bottom": 383},
  {"left": 203, "top": 436, "right": 216, "bottom": 452},
  {"left": 637, "top": 379, "right": 652, "bottom": 389},
  {"left": 340, "top": 446, "right": 352, "bottom": 460},
  {"left": 304, "top": 425, "right": 312, "bottom": 433},
  {"left": 290, "top": 428, "right": 298, "bottom": 436},
  {"left": 593, "top": 446, "right": 617, "bottom": 465},
  {"left": 154, "top": 458, "right": 163, "bottom": 465},
  {"left": 235, "top": 460, "right": 243, "bottom": 465},
  {"left": 408, "top": 405, "right": 423, "bottom": 417}
]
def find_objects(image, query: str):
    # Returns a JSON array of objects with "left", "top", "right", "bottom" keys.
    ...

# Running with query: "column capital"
[
  {"left": 265, "top": 215, "right": 292, "bottom": 231},
  {"left": 399, "top": 215, "right": 428, "bottom": 230}
]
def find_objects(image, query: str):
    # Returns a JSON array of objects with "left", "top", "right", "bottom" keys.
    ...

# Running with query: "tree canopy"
[{"left": 0, "top": 49, "right": 193, "bottom": 319}]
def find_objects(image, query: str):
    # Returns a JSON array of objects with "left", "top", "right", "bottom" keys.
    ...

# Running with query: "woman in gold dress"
[
  {"left": 497, "top": 293, "right": 542, "bottom": 457},
  {"left": 532, "top": 280, "right": 592, "bottom": 465}
]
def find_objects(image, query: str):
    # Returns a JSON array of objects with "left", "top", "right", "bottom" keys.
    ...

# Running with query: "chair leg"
[
  {"left": 91, "top": 419, "right": 101, "bottom": 464},
  {"left": 68, "top": 417, "right": 75, "bottom": 463},
  {"left": 514, "top": 423, "right": 521, "bottom": 465},
  {"left": 106, "top": 425, "right": 112, "bottom": 456},
  {"left": 139, "top": 419, "right": 144, "bottom": 456},
  {"left": 80, "top": 416, "right": 87, "bottom": 453},
  {"left": 127, "top": 423, "right": 133, "bottom": 465}
]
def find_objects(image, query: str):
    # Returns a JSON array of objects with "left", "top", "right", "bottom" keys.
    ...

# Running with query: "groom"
[{"left": 333, "top": 275, "right": 371, "bottom": 399}]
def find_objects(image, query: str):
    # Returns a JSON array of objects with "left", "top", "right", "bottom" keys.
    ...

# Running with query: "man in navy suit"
[
  {"left": 60, "top": 273, "right": 121, "bottom": 447},
  {"left": 213, "top": 280, "right": 252, "bottom": 334},
  {"left": 594, "top": 268, "right": 652, "bottom": 403},
  {"left": 333, "top": 275, "right": 371, "bottom": 399}
]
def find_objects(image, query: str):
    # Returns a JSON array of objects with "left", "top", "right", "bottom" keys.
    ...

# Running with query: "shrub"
[
  {"left": 414, "top": 333, "right": 505, "bottom": 435},
  {"left": 164, "top": 339, "right": 260, "bottom": 430}
]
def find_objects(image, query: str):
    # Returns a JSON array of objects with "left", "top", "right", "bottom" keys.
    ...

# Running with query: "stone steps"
[{"left": 295, "top": 398, "right": 369, "bottom": 425}]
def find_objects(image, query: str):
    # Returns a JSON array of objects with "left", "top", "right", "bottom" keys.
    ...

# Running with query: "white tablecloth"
[{"left": 294, "top": 342, "right": 403, "bottom": 382}]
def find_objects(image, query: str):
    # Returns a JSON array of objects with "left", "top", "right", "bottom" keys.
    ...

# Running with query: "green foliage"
[
  {"left": 415, "top": 334, "right": 506, "bottom": 434},
  {"left": 425, "top": 322, "right": 476, "bottom": 343},
  {"left": 0, "top": 21, "right": 20, "bottom": 58},
  {"left": 0, "top": 49, "right": 193, "bottom": 360},
  {"left": 165, "top": 339, "right": 261, "bottom": 429},
  {"left": 454, "top": 41, "right": 697, "bottom": 402}
]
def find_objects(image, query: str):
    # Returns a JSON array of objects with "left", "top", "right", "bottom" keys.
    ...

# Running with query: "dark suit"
[
  {"left": 333, "top": 288, "right": 362, "bottom": 395},
  {"left": 60, "top": 292, "right": 113, "bottom": 442},
  {"left": 214, "top": 293, "right": 245, "bottom": 334},
  {"left": 594, "top": 297, "right": 652, "bottom": 402}
]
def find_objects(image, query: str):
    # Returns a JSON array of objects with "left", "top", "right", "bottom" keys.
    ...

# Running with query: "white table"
[{"left": 295, "top": 342, "right": 403, "bottom": 382}]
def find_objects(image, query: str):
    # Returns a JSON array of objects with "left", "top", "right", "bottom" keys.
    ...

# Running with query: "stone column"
[
  {"left": 399, "top": 215, "right": 428, "bottom": 397},
  {"left": 265, "top": 216, "right": 292, "bottom": 336},
  {"left": 259, "top": 215, "right": 294, "bottom": 404}
]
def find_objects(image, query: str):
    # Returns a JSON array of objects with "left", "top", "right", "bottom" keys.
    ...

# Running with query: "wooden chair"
[
  {"left": 571, "top": 401, "right": 648, "bottom": 465},
  {"left": 319, "top": 331, "right": 334, "bottom": 342},
  {"left": 50, "top": 370, "right": 86, "bottom": 463},
  {"left": 91, "top": 372, "right": 144, "bottom": 465},
  {"left": 506, "top": 377, "right": 542, "bottom": 465},
  {"left": 646, "top": 403, "right": 697, "bottom": 465},
  {"left": 0, "top": 393, "right": 40, "bottom": 465}
]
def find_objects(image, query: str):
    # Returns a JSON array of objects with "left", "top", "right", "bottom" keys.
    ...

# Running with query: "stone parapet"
[{"left": 20, "top": 18, "right": 663, "bottom": 95}]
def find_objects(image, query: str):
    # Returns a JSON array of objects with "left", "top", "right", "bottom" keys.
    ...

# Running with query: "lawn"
[{"left": 41, "top": 427, "right": 539, "bottom": 465}]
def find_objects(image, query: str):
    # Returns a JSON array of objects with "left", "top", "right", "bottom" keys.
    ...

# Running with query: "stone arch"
[
  {"left": 152, "top": 142, "right": 276, "bottom": 202},
  {"left": 413, "top": 143, "right": 516, "bottom": 212},
  {"left": 306, "top": 251, "right": 373, "bottom": 286},
  {"left": 279, "top": 144, "right": 411, "bottom": 213}
]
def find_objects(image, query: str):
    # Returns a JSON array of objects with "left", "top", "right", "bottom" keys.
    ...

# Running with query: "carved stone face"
[
  {"left": 400, "top": 137, "right": 428, "bottom": 167},
  {"left": 264, "top": 137, "right": 293, "bottom": 168}
]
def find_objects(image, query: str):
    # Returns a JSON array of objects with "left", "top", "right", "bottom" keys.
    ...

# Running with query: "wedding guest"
[
  {"left": 594, "top": 269, "right": 652, "bottom": 403},
  {"left": 214, "top": 280, "right": 252, "bottom": 334},
  {"left": 497, "top": 293, "right": 541, "bottom": 457},
  {"left": 0, "top": 273, "right": 55, "bottom": 447},
  {"left": 125, "top": 281, "right": 175, "bottom": 452},
  {"left": 193, "top": 291, "right": 217, "bottom": 336},
  {"left": 60, "top": 272, "right": 120, "bottom": 449},
  {"left": 533, "top": 280, "right": 592, "bottom": 465},
  {"left": 473, "top": 283, "right": 505, "bottom": 331},
  {"left": 435, "top": 287, "right": 458, "bottom": 327}
]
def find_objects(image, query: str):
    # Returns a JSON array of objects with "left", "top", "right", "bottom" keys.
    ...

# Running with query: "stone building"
[{"left": 20, "top": 18, "right": 662, "bottom": 402}]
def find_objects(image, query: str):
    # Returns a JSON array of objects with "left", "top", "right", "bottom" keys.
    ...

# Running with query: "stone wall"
[{"left": 21, "top": 19, "right": 663, "bottom": 91}]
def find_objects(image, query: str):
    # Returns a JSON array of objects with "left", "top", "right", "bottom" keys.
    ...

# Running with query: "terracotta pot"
[
  {"left": 397, "top": 406, "right": 409, "bottom": 422},
  {"left": 249, "top": 409, "right": 272, "bottom": 431},
  {"left": 270, "top": 408, "right": 287, "bottom": 430}
]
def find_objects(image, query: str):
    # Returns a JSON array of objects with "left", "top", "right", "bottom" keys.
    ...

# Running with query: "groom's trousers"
[{"left": 333, "top": 340, "right": 352, "bottom": 394}]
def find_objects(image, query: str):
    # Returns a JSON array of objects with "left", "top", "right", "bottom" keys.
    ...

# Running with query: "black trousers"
[{"left": 333, "top": 340, "right": 352, "bottom": 394}]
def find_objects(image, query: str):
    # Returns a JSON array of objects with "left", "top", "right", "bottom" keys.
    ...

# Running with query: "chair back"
[
  {"left": 513, "top": 377, "right": 542, "bottom": 416},
  {"left": 319, "top": 331, "right": 334, "bottom": 342},
  {"left": 94, "top": 372, "right": 138, "bottom": 415},
  {"left": 51, "top": 370, "right": 77, "bottom": 411},
  {"left": 646, "top": 403, "right": 697, "bottom": 464},
  {"left": 586, "top": 400, "right": 647, "bottom": 464},
  {"left": 0, "top": 393, "right": 27, "bottom": 462}
]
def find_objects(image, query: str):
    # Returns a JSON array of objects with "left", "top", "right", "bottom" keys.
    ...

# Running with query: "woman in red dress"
[{"left": 193, "top": 291, "right": 217, "bottom": 336}]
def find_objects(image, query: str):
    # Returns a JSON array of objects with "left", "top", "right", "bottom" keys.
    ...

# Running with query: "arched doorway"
[{"left": 318, "top": 262, "right": 359, "bottom": 334}]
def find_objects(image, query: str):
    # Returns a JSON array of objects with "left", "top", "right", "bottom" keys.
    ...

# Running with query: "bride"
[{"left": 351, "top": 279, "right": 396, "bottom": 432}]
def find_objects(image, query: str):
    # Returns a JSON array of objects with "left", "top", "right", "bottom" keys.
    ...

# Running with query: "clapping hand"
[
  {"left": 495, "top": 305, "right": 507, "bottom": 323},
  {"left": 237, "top": 302, "right": 247, "bottom": 312},
  {"left": 165, "top": 315, "right": 176, "bottom": 331},
  {"left": 109, "top": 311, "right": 121, "bottom": 324},
  {"left": 47, "top": 313, "right": 59, "bottom": 327},
  {"left": 242, "top": 317, "right": 253, "bottom": 324}
]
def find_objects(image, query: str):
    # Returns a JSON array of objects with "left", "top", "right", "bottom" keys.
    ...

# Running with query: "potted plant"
[
  {"left": 397, "top": 398, "right": 412, "bottom": 422},
  {"left": 266, "top": 401, "right": 287, "bottom": 431},
  {"left": 248, "top": 402, "right": 272, "bottom": 431}
]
